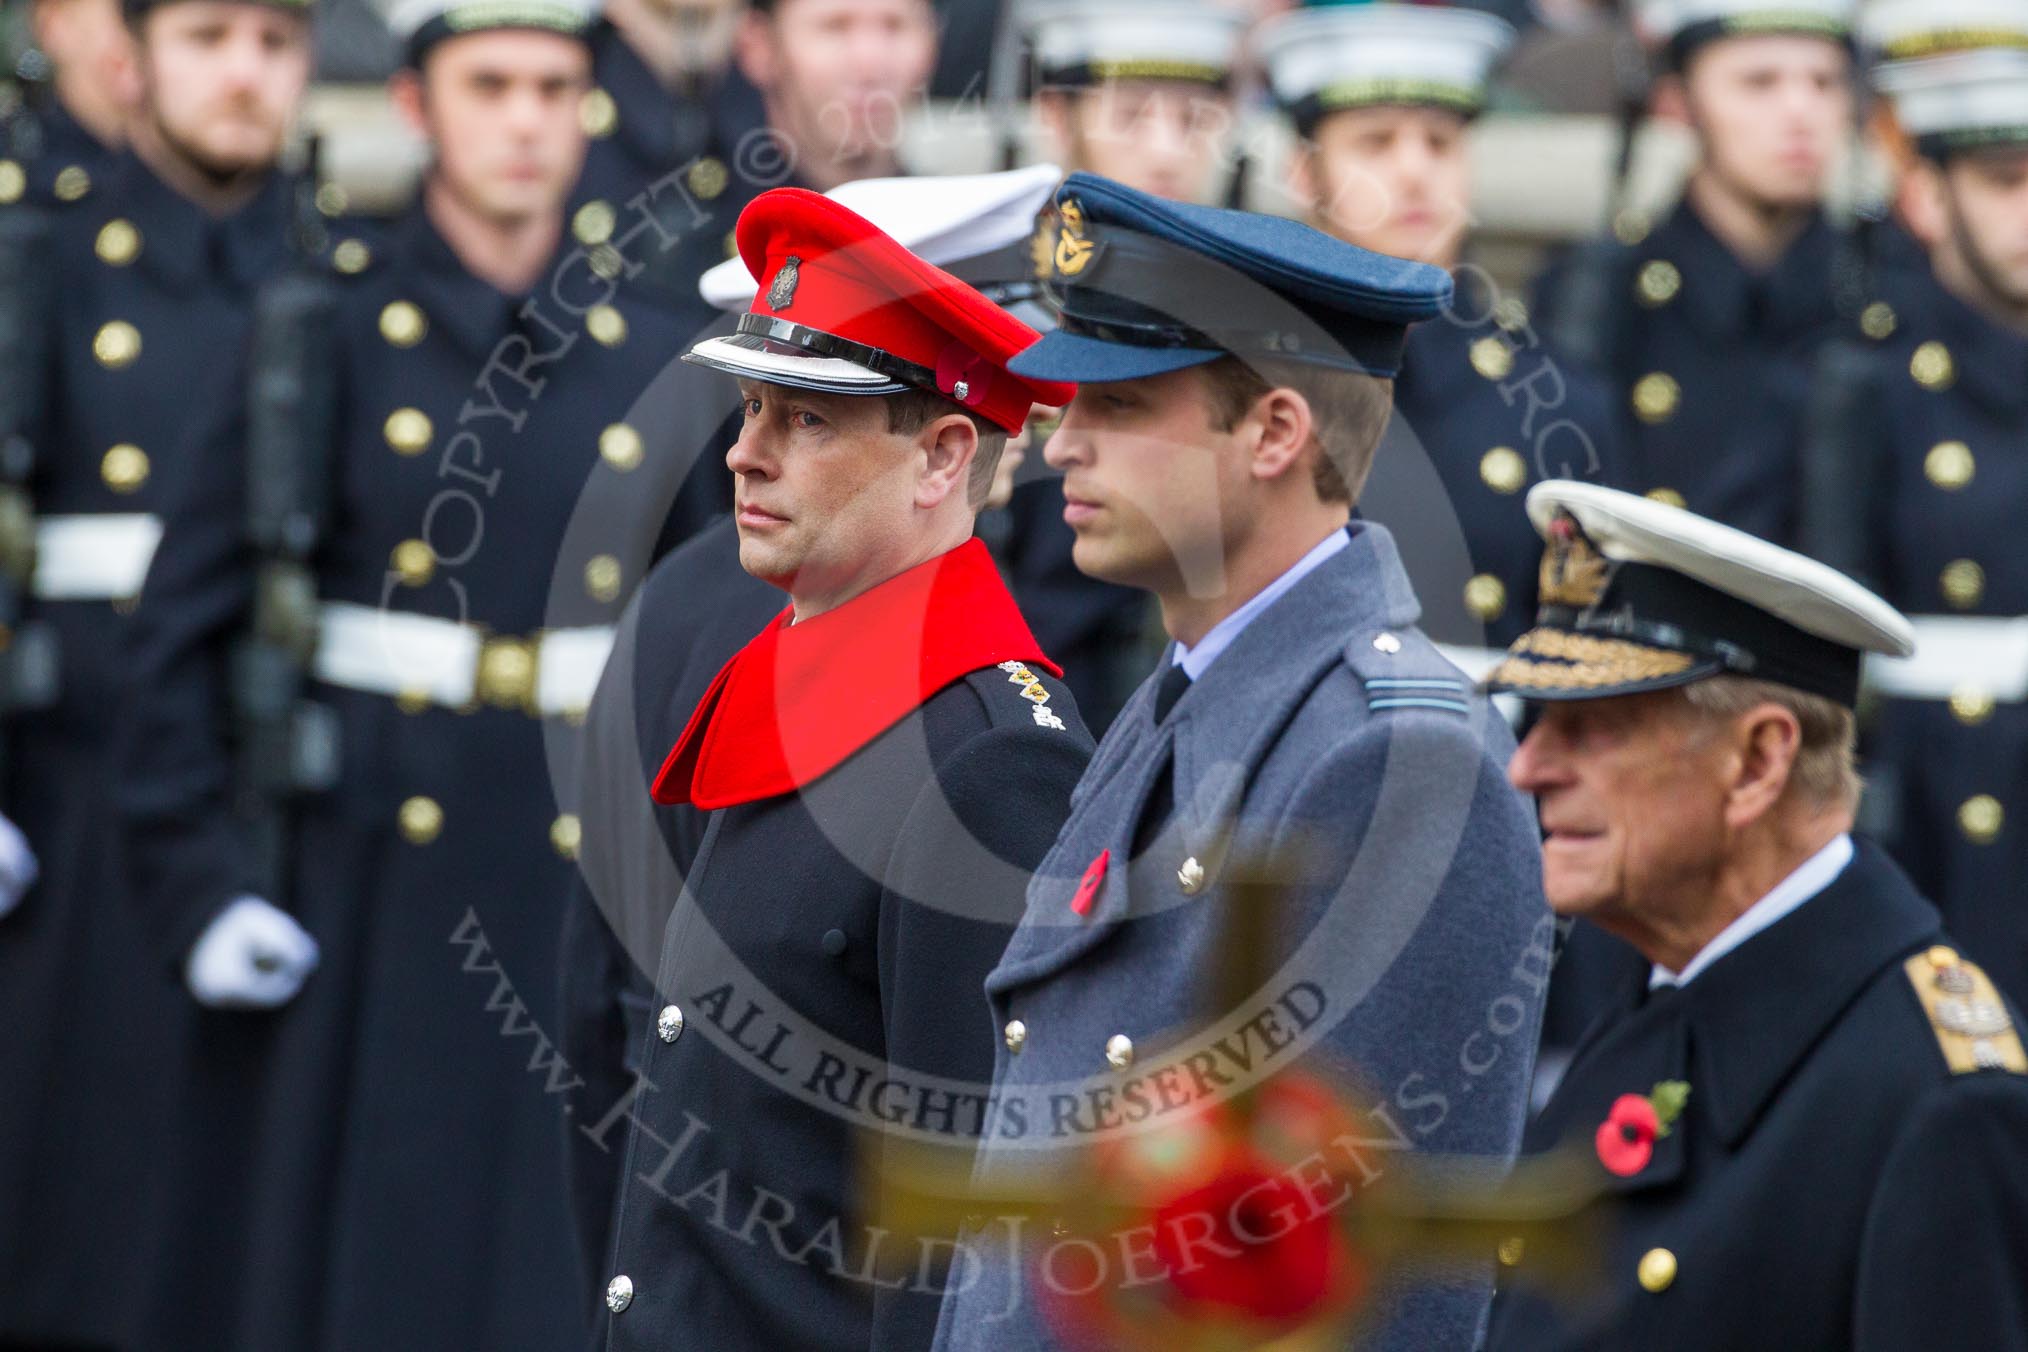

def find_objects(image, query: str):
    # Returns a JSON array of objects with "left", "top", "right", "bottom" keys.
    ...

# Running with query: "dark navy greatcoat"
[
  {"left": 1484, "top": 840, "right": 2028, "bottom": 1351},
  {"left": 117, "top": 202, "right": 720, "bottom": 1351},
  {"left": 1533, "top": 199, "right": 1847, "bottom": 548},
  {"left": 0, "top": 151, "right": 293, "bottom": 1347},
  {"left": 1803, "top": 263, "right": 2028, "bottom": 1008},
  {"left": 1371, "top": 266, "right": 1623, "bottom": 656}
]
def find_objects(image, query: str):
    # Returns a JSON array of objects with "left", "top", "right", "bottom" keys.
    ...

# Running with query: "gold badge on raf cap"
[{"left": 1486, "top": 481, "right": 1914, "bottom": 706}]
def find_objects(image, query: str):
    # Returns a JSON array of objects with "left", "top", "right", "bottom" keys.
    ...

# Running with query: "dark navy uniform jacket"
[
  {"left": 2, "top": 97, "right": 121, "bottom": 210},
  {"left": 116, "top": 202, "right": 720, "bottom": 1351},
  {"left": 568, "top": 20, "right": 775, "bottom": 318},
  {"left": 1484, "top": 840, "right": 2028, "bottom": 1351},
  {"left": 1534, "top": 199, "right": 1847, "bottom": 548},
  {"left": 1371, "top": 267, "right": 1623, "bottom": 655},
  {"left": 1803, "top": 263, "right": 2028, "bottom": 1008},
  {"left": 0, "top": 150, "right": 293, "bottom": 1348},
  {"left": 592, "top": 545, "right": 1093, "bottom": 1352},
  {"left": 558, "top": 514, "right": 779, "bottom": 1307}
]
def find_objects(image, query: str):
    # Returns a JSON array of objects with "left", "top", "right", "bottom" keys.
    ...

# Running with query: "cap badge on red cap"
[{"left": 768, "top": 256, "right": 801, "bottom": 311}]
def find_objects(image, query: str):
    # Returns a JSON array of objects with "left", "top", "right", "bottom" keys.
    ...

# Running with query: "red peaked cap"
[{"left": 725, "top": 187, "right": 1074, "bottom": 433}]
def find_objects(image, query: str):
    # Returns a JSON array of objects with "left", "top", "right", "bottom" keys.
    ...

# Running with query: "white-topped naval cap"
[
  {"left": 1256, "top": 4, "right": 1516, "bottom": 126},
  {"left": 382, "top": 0, "right": 599, "bottom": 47},
  {"left": 1525, "top": 481, "right": 1913, "bottom": 659},
  {"left": 1873, "top": 46, "right": 2028, "bottom": 141},
  {"left": 1023, "top": 0, "right": 1248, "bottom": 87},
  {"left": 699, "top": 164, "right": 1063, "bottom": 312},
  {"left": 1636, "top": 0, "right": 1854, "bottom": 45},
  {"left": 1862, "top": 0, "right": 2028, "bottom": 60}
]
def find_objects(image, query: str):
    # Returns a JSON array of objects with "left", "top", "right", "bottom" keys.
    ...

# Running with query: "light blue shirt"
[
  {"left": 1650, "top": 832, "right": 1855, "bottom": 989},
  {"left": 1170, "top": 528, "right": 1350, "bottom": 683}
]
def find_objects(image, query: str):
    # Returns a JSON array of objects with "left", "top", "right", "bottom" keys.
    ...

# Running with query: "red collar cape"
[{"left": 652, "top": 538, "right": 1060, "bottom": 809}]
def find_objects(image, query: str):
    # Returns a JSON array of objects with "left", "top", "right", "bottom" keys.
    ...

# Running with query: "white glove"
[
  {"left": 185, "top": 895, "right": 320, "bottom": 1009},
  {"left": 0, "top": 813, "right": 38, "bottom": 921}
]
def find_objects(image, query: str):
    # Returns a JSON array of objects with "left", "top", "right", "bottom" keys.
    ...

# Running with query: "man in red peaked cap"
[{"left": 589, "top": 187, "right": 1093, "bottom": 1352}]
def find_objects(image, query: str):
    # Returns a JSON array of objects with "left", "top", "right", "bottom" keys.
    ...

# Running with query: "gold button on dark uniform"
[
  {"left": 1950, "top": 687, "right": 1995, "bottom": 726},
  {"left": 1177, "top": 856, "right": 1205, "bottom": 894},
  {"left": 101, "top": 444, "right": 150, "bottom": 493},
  {"left": 588, "top": 243, "right": 625, "bottom": 279},
  {"left": 93, "top": 320, "right": 141, "bottom": 369},
  {"left": 1940, "top": 558, "right": 1985, "bottom": 610},
  {"left": 580, "top": 87, "right": 619, "bottom": 138},
  {"left": 315, "top": 183, "right": 349, "bottom": 217},
  {"left": 391, "top": 539, "right": 436, "bottom": 587},
  {"left": 1632, "top": 372, "right": 1679, "bottom": 423},
  {"left": 1911, "top": 341, "right": 1955, "bottom": 391},
  {"left": 1861, "top": 300, "right": 1897, "bottom": 340},
  {"left": 1635, "top": 259, "right": 1681, "bottom": 306},
  {"left": 1480, "top": 446, "right": 1526, "bottom": 495},
  {"left": 398, "top": 795, "right": 443, "bottom": 845},
  {"left": 1960, "top": 795, "right": 2004, "bottom": 844},
  {"left": 586, "top": 303, "right": 627, "bottom": 347},
  {"left": 1645, "top": 486, "right": 1687, "bottom": 509},
  {"left": 585, "top": 554, "right": 623, "bottom": 603},
  {"left": 1924, "top": 440, "right": 1974, "bottom": 490},
  {"left": 1497, "top": 1236, "right": 1526, "bottom": 1267},
  {"left": 1637, "top": 1247, "right": 1677, "bottom": 1293},
  {"left": 0, "top": 160, "right": 22, "bottom": 204},
  {"left": 333, "top": 238, "right": 372, "bottom": 274},
  {"left": 550, "top": 813, "right": 582, "bottom": 859},
  {"left": 600, "top": 423, "right": 644, "bottom": 471},
  {"left": 384, "top": 407, "right": 433, "bottom": 456},
  {"left": 53, "top": 165, "right": 90, "bottom": 201},
  {"left": 96, "top": 219, "right": 141, "bottom": 266},
  {"left": 688, "top": 157, "right": 730, "bottom": 201},
  {"left": 573, "top": 200, "right": 616, "bottom": 246},
  {"left": 379, "top": 300, "right": 427, "bottom": 348},
  {"left": 1464, "top": 574, "right": 1507, "bottom": 621},
  {"left": 1104, "top": 1034, "right": 1134, "bottom": 1071},
  {"left": 1004, "top": 1019, "right": 1027, "bottom": 1054},
  {"left": 1470, "top": 335, "right": 1514, "bottom": 381}
]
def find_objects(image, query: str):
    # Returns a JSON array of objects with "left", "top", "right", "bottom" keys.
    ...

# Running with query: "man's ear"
[
  {"left": 915, "top": 413, "right": 979, "bottom": 510},
  {"left": 1722, "top": 704, "right": 1803, "bottom": 830},
  {"left": 1649, "top": 73, "right": 1690, "bottom": 128},
  {"left": 388, "top": 66, "right": 426, "bottom": 139},
  {"left": 1286, "top": 143, "right": 1323, "bottom": 218},
  {"left": 1899, "top": 159, "right": 1951, "bottom": 250},
  {"left": 733, "top": 8, "right": 776, "bottom": 92},
  {"left": 1245, "top": 385, "right": 1316, "bottom": 487},
  {"left": 1035, "top": 90, "right": 1074, "bottom": 161}
]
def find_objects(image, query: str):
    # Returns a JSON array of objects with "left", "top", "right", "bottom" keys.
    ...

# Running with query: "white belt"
[
  {"left": 1863, "top": 615, "right": 2028, "bottom": 703},
  {"left": 313, "top": 601, "right": 614, "bottom": 717},
  {"left": 32, "top": 514, "right": 163, "bottom": 600}
]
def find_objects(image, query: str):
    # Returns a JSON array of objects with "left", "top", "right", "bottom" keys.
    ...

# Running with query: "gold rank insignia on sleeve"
[{"left": 1905, "top": 946, "right": 2028, "bottom": 1074}]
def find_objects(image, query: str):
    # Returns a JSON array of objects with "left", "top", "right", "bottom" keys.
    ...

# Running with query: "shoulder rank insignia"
[
  {"left": 998, "top": 660, "right": 1066, "bottom": 731},
  {"left": 768, "top": 255, "right": 800, "bottom": 311},
  {"left": 1905, "top": 946, "right": 2028, "bottom": 1074}
]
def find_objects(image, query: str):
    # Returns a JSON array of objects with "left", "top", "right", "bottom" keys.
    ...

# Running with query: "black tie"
[{"left": 1153, "top": 664, "right": 1193, "bottom": 723}]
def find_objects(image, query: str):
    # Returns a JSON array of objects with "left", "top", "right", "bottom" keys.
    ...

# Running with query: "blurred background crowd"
[{"left": 3, "top": 0, "right": 2027, "bottom": 1346}]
